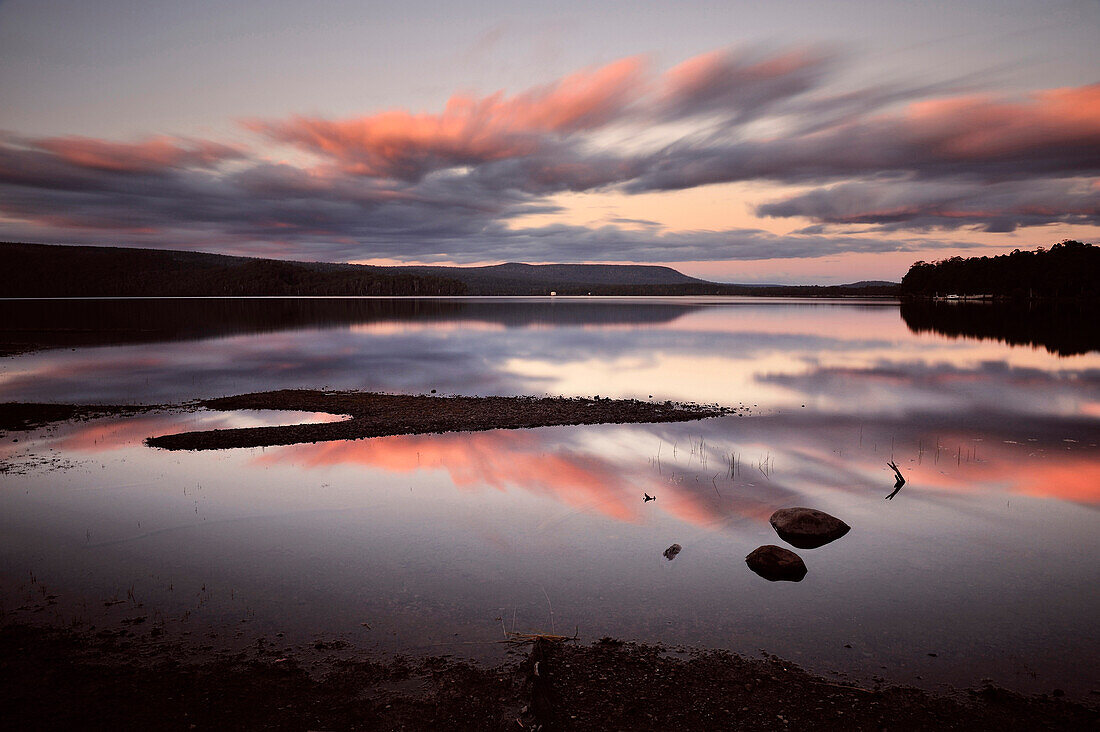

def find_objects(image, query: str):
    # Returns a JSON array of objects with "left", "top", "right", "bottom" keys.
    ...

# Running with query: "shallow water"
[{"left": 1, "top": 297, "right": 1097, "bottom": 697}]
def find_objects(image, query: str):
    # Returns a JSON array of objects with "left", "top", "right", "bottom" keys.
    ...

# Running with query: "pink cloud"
[
  {"left": 246, "top": 56, "right": 648, "bottom": 180},
  {"left": 32, "top": 136, "right": 246, "bottom": 173},
  {"left": 1, "top": 45, "right": 1097, "bottom": 263},
  {"left": 244, "top": 47, "right": 840, "bottom": 184},
  {"left": 902, "top": 83, "right": 1100, "bottom": 159}
]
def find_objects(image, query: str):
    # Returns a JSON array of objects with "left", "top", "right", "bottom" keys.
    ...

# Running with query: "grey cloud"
[
  {"left": 627, "top": 82, "right": 1100, "bottom": 192},
  {"left": 654, "top": 46, "right": 838, "bottom": 125},
  {"left": 756, "top": 178, "right": 1100, "bottom": 232},
  {"left": 0, "top": 133, "right": 980, "bottom": 263},
  {"left": 1, "top": 47, "right": 1097, "bottom": 260}
]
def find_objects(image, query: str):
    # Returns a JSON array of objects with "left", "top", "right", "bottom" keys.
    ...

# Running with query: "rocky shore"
[{"left": 1, "top": 621, "right": 1094, "bottom": 731}]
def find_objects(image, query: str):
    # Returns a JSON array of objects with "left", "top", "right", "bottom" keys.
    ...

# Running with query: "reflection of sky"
[
  {"left": 1, "top": 298, "right": 1099, "bottom": 697},
  {"left": 3, "top": 405, "right": 1098, "bottom": 697},
  {"left": 3, "top": 299, "right": 1099, "bottom": 417}
]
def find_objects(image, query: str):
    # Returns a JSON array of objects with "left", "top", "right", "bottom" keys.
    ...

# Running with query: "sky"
[{"left": 0, "top": 0, "right": 1098, "bottom": 283}]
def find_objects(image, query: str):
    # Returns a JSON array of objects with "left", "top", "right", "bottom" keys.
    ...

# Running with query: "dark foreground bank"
[{"left": 1, "top": 623, "right": 1094, "bottom": 731}]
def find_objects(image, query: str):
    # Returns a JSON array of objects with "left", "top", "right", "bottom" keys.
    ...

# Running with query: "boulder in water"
[
  {"left": 745, "top": 545, "right": 807, "bottom": 582},
  {"left": 769, "top": 507, "right": 850, "bottom": 549}
]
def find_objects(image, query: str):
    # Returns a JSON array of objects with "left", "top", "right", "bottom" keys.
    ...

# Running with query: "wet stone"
[
  {"left": 745, "top": 545, "right": 808, "bottom": 582},
  {"left": 769, "top": 507, "right": 850, "bottom": 549}
]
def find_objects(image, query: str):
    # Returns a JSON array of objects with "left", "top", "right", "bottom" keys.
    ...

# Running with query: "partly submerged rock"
[
  {"left": 745, "top": 545, "right": 808, "bottom": 582},
  {"left": 769, "top": 507, "right": 850, "bottom": 549},
  {"left": 663, "top": 543, "right": 682, "bottom": 561}
]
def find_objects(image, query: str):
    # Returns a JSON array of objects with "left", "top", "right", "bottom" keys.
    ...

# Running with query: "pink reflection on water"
[
  {"left": 893, "top": 434, "right": 1100, "bottom": 506},
  {"left": 253, "top": 427, "right": 804, "bottom": 530},
  {"left": 30, "top": 411, "right": 348, "bottom": 453},
  {"left": 257, "top": 431, "right": 645, "bottom": 523}
]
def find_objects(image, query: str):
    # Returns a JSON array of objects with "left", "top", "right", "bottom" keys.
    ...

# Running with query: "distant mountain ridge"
[
  {"left": 409, "top": 261, "right": 703, "bottom": 284},
  {"left": 395, "top": 261, "right": 705, "bottom": 293},
  {"left": 0, "top": 242, "right": 900, "bottom": 297},
  {"left": 737, "top": 280, "right": 897, "bottom": 289},
  {"left": 843, "top": 280, "right": 897, "bottom": 288}
]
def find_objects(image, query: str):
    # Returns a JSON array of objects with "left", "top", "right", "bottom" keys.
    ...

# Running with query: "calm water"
[{"left": 1, "top": 297, "right": 1097, "bottom": 697}]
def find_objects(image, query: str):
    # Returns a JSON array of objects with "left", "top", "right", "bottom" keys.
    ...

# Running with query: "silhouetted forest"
[
  {"left": 900, "top": 241, "right": 1100, "bottom": 298},
  {"left": 538, "top": 282, "right": 900, "bottom": 297},
  {"left": 1, "top": 242, "right": 900, "bottom": 297},
  {"left": 0, "top": 242, "right": 467, "bottom": 297},
  {"left": 901, "top": 299, "right": 1100, "bottom": 356}
]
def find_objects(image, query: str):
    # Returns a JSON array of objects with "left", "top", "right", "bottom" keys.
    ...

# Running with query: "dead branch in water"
[{"left": 885, "top": 460, "right": 906, "bottom": 500}]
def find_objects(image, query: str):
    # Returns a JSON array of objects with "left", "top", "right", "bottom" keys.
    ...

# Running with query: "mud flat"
[
  {"left": 1, "top": 390, "right": 731, "bottom": 451},
  {"left": 138, "top": 390, "right": 732, "bottom": 450}
]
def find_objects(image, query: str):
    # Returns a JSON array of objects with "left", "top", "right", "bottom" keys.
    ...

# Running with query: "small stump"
[
  {"left": 769, "top": 507, "right": 850, "bottom": 549},
  {"left": 745, "top": 545, "right": 808, "bottom": 582}
]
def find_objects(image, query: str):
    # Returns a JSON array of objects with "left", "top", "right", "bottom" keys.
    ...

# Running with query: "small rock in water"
[
  {"left": 769, "top": 507, "right": 850, "bottom": 549},
  {"left": 663, "top": 544, "right": 682, "bottom": 561},
  {"left": 745, "top": 545, "right": 808, "bottom": 582}
]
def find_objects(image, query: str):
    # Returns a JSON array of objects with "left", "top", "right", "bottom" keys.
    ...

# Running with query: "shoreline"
[
  {"left": 1, "top": 617, "right": 1094, "bottom": 731},
  {"left": 1, "top": 390, "right": 736, "bottom": 451}
]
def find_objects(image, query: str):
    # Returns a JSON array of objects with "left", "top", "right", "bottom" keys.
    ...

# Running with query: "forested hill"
[
  {"left": 401, "top": 262, "right": 898, "bottom": 295},
  {"left": 900, "top": 241, "right": 1100, "bottom": 298},
  {"left": 0, "top": 243, "right": 712, "bottom": 296},
  {"left": 1, "top": 242, "right": 900, "bottom": 297},
  {"left": 397, "top": 262, "right": 705, "bottom": 293},
  {"left": 0, "top": 242, "right": 467, "bottom": 297}
]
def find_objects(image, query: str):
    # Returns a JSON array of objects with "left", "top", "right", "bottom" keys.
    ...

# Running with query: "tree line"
[
  {"left": 0, "top": 242, "right": 468, "bottom": 297},
  {"left": 900, "top": 241, "right": 1100, "bottom": 299},
  {"left": 458, "top": 282, "right": 900, "bottom": 297}
]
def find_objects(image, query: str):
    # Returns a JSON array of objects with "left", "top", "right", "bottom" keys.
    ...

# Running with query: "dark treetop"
[{"left": 900, "top": 240, "right": 1100, "bottom": 299}]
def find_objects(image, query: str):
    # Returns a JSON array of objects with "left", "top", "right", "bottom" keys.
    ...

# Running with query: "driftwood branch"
[{"left": 885, "top": 460, "right": 906, "bottom": 500}]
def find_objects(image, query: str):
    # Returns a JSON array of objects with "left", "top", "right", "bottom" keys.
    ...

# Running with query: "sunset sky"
[{"left": 1, "top": 0, "right": 1098, "bottom": 282}]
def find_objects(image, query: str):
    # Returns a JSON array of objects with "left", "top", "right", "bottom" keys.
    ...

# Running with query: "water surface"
[{"left": 1, "top": 297, "right": 1097, "bottom": 697}]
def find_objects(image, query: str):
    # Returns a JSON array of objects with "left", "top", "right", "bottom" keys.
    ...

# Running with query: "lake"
[{"left": 1, "top": 297, "right": 1097, "bottom": 698}]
